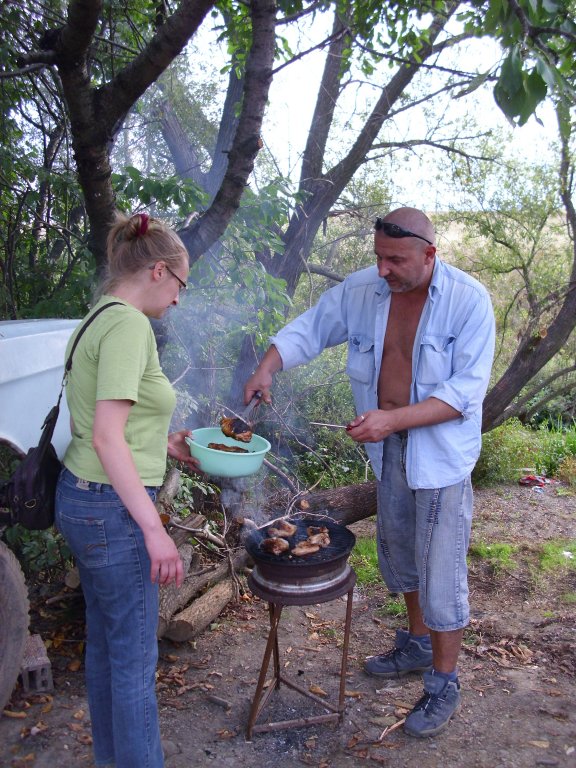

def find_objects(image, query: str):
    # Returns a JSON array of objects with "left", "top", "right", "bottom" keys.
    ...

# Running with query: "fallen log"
[
  {"left": 163, "top": 578, "right": 237, "bottom": 642},
  {"left": 269, "top": 481, "right": 377, "bottom": 526}
]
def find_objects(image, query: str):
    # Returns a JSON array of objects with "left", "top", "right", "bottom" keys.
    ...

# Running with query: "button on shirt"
[{"left": 270, "top": 259, "right": 495, "bottom": 489}]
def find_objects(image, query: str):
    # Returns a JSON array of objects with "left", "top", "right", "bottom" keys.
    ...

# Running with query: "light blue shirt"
[{"left": 271, "top": 259, "right": 495, "bottom": 489}]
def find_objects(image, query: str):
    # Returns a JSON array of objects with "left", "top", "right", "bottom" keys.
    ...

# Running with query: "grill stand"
[{"left": 246, "top": 568, "right": 356, "bottom": 740}]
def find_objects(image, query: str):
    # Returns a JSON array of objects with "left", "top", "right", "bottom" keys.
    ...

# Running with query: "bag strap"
[
  {"left": 55, "top": 301, "right": 123, "bottom": 409},
  {"left": 64, "top": 301, "right": 123, "bottom": 376}
]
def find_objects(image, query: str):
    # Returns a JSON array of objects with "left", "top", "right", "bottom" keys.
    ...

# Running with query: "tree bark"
[{"left": 274, "top": 482, "right": 377, "bottom": 526}]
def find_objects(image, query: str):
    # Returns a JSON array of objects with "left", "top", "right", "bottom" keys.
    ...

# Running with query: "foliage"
[
  {"left": 461, "top": 0, "right": 576, "bottom": 126},
  {"left": 474, "top": 418, "right": 540, "bottom": 484},
  {"left": 1, "top": 525, "right": 72, "bottom": 581},
  {"left": 556, "top": 454, "right": 576, "bottom": 485},
  {"left": 375, "top": 596, "right": 407, "bottom": 618},
  {"left": 171, "top": 470, "right": 219, "bottom": 517},
  {"left": 474, "top": 418, "right": 576, "bottom": 484}
]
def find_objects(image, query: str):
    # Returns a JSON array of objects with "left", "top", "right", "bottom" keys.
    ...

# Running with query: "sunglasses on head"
[{"left": 374, "top": 218, "right": 433, "bottom": 245}]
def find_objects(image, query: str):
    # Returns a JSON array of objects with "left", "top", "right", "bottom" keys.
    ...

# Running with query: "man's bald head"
[{"left": 378, "top": 207, "right": 435, "bottom": 246}]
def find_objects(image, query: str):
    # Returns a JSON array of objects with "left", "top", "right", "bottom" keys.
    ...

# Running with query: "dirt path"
[{"left": 1, "top": 483, "right": 575, "bottom": 768}]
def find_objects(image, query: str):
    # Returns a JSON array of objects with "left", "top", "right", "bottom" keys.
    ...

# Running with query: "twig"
[{"left": 377, "top": 717, "right": 406, "bottom": 741}]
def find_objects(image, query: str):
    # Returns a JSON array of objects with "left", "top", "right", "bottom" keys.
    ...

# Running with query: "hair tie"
[{"left": 138, "top": 213, "right": 149, "bottom": 236}]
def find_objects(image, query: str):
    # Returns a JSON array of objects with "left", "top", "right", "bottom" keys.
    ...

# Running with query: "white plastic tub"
[{"left": 0, "top": 319, "right": 80, "bottom": 458}]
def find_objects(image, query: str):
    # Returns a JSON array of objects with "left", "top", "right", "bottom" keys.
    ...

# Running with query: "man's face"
[{"left": 374, "top": 232, "right": 436, "bottom": 293}]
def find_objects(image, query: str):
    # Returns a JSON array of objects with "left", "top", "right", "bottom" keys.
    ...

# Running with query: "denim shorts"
[{"left": 376, "top": 433, "right": 473, "bottom": 631}]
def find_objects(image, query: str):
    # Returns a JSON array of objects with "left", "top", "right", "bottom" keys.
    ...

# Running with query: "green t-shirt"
[{"left": 63, "top": 296, "right": 176, "bottom": 486}]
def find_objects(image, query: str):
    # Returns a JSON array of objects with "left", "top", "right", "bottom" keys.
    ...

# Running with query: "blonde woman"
[{"left": 56, "top": 212, "right": 198, "bottom": 767}]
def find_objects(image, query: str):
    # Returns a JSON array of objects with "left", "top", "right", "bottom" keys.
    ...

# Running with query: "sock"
[{"left": 431, "top": 667, "right": 458, "bottom": 682}]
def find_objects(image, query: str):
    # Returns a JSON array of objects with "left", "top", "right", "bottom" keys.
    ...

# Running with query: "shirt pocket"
[
  {"left": 417, "top": 333, "right": 455, "bottom": 385},
  {"left": 346, "top": 333, "right": 374, "bottom": 384}
]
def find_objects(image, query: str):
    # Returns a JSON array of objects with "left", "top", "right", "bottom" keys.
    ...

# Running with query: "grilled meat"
[
  {"left": 207, "top": 442, "right": 249, "bottom": 453},
  {"left": 307, "top": 531, "right": 330, "bottom": 547},
  {"left": 261, "top": 537, "right": 290, "bottom": 555},
  {"left": 307, "top": 525, "right": 329, "bottom": 536},
  {"left": 267, "top": 518, "right": 297, "bottom": 538},
  {"left": 220, "top": 416, "right": 253, "bottom": 443},
  {"left": 291, "top": 541, "right": 320, "bottom": 557}
]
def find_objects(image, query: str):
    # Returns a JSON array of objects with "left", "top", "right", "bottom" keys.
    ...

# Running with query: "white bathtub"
[{"left": 0, "top": 319, "right": 80, "bottom": 459}]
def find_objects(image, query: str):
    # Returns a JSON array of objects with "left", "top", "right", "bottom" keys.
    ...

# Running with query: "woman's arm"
[{"left": 92, "top": 399, "right": 184, "bottom": 587}]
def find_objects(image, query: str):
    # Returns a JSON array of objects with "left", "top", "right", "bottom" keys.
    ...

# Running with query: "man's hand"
[
  {"left": 244, "top": 345, "right": 283, "bottom": 405},
  {"left": 346, "top": 409, "right": 401, "bottom": 442}
]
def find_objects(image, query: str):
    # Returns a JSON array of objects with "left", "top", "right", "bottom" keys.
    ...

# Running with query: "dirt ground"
[{"left": 1, "top": 482, "right": 575, "bottom": 768}]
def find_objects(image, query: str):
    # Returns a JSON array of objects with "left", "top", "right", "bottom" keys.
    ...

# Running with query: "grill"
[
  {"left": 244, "top": 514, "right": 357, "bottom": 739},
  {"left": 245, "top": 516, "right": 356, "bottom": 604}
]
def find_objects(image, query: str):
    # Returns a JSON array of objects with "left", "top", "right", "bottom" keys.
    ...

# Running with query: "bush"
[
  {"left": 475, "top": 418, "right": 576, "bottom": 485},
  {"left": 474, "top": 419, "right": 540, "bottom": 485}
]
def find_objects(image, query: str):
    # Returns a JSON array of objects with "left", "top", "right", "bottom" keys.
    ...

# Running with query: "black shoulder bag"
[{"left": 0, "top": 302, "right": 122, "bottom": 530}]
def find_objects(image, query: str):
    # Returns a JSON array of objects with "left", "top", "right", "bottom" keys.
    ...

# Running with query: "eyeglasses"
[
  {"left": 149, "top": 263, "right": 187, "bottom": 293},
  {"left": 375, "top": 218, "right": 433, "bottom": 245},
  {"left": 165, "top": 264, "right": 187, "bottom": 293}
]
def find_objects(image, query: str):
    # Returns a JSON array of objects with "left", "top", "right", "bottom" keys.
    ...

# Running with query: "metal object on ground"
[{"left": 245, "top": 516, "right": 356, "bottom": 739}]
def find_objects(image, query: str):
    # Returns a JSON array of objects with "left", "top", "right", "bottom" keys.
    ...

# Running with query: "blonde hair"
[{"left": 100, "top": 212, "right": 188, "bottom": 294}]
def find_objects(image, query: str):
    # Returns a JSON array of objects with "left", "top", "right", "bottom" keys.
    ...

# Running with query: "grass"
[
  {"left": 538, "top": 540, "right": 576, "bottom": 571},
  {"left": 350, "top": 537, "right": 381, "bottom": 585},
  {"left": 468, "top": 541, "right": 518, "bottom": 571}
]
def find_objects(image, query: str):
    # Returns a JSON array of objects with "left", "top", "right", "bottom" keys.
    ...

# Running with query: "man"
[{"left": 244, "top": 207, "right": 495, "bottom": 737}]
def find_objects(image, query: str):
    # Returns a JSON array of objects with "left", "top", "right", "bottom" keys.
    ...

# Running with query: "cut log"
[
  {"left": 157, "top": 549, "right": 250, "bottom": 638},
  {"left": 163, "top": 579, "right": 236, "bottom": 642},
  {"left": 158, "top": 544, "right": 195, "bottom": 636}
]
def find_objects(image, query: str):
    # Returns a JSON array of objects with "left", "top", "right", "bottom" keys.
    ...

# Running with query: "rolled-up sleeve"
[
  {"left": 421, "top": 287, "right": 495, "bottom": 419},
  {"left": 271, "top": 281, "right": 350, "bottom": 370}
]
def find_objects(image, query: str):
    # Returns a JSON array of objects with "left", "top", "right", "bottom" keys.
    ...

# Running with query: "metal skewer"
[{"left": 309, "top": 422, "right": 349, "bottom": 429}]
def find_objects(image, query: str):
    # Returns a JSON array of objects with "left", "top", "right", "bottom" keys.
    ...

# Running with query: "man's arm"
[
  {"left": 347, "top": 397, "right": 460, "bottom": 442},
  {"left": 244, "top": 345, "right": 283, "bottom": 405}
]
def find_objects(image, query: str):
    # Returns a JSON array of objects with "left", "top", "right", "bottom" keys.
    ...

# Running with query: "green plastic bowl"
[{"left": 185, "top": 428, "right": 271, "bottom": 478}]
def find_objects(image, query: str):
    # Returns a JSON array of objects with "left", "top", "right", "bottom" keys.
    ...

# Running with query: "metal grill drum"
[{"left": 245, "top": 516, "right": 356, "bottom": 605}]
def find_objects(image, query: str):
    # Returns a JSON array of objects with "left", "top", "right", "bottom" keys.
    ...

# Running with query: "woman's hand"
[
  {"left": 144, "top": 527, "right": 184, "bottom": 587},
  {"left": 168, "top": 429, "right": 202, "bottom": 472}
]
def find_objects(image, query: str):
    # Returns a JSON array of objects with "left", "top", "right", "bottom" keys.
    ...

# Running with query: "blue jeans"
[
  {"left": 55, "top": 468, "right": 163, "bottom": 768},
  {"left": 376, "top": 433, "right": 473, "bottom": 631}
]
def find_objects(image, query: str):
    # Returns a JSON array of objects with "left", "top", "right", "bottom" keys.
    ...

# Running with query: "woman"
[{"left": 55, "top": 212, "right": 198, "bottom": 768}]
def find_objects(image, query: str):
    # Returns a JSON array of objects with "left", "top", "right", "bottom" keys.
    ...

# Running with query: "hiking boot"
[
  {"left": 403, "top": 671, "right": 461, "bottom": 737},
  {"left": 364, "top": 629, "right": 433, "bottom": 679}
]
